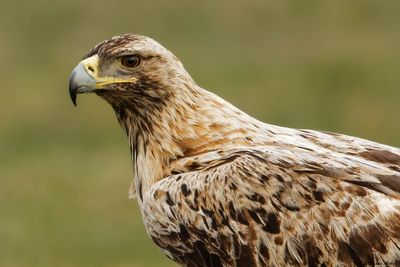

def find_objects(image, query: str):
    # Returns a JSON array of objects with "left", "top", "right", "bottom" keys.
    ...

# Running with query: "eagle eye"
[{"left": 121, "top": 55, "right": 141, "bottom": 68}]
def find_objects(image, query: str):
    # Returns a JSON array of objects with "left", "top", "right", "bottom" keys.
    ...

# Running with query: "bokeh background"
[{"left": 1, "top": 1, "right": 400, "bottom": 266}]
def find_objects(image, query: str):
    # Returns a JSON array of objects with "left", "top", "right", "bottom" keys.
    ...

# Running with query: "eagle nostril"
[{"left": 88, "top": 65, "right": 95, "bottom": 73}]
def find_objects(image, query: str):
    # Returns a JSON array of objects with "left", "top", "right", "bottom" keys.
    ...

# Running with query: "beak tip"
[
  {"left": 69, "top": 90, "right": 77, "bottom": 106},
  {"left": 69, "top": 80, "right": 78, "bottom": 106}
]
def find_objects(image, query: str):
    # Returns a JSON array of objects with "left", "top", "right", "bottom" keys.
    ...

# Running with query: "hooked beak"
[
  {"left": 68, "top": 54, "right": 138, "bottom": 106},
  {"left": 68, "top": 55, "right": 99, "bottom": 106}
]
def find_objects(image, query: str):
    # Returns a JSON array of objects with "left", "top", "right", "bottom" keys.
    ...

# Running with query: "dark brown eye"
[{"left": 121, "top": 55, "right": 141, "bottom": 68}]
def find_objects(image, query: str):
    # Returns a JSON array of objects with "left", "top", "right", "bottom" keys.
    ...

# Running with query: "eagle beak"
[{"left": 68, "top": 55, "right": 99, "bottom": 106}]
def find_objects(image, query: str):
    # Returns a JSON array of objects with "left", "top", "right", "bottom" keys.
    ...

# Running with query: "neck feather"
[{"left": 113, "top": 85, "right": 267, "bottom": 199}]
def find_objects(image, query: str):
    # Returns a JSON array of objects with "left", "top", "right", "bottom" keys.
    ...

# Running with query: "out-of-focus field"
[{"left": 0, "top": 1, "right": 399, "bottom": 266}]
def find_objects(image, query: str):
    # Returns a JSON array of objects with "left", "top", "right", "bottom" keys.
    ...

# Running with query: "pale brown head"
[{"left": 69, "top": 34, "right": 196, "bottom": 124}]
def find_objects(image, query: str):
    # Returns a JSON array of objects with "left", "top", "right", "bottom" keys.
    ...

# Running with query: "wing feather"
[{"left": 143, "top": 145, "right": 400, "bottom": 266}]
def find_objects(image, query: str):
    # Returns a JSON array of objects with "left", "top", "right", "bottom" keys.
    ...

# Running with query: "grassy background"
[{"left": 1, "top": 1, "right": 400, "bottom": 266}]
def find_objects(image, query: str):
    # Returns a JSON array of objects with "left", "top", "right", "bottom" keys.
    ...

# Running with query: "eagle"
[{"left": 69, "top": 34, "right": 400, "bottom": 267}]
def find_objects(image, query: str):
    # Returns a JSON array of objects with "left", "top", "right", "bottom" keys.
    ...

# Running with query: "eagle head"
[{"left": 69, "top": 34, "right": 195, "bottom": 117}]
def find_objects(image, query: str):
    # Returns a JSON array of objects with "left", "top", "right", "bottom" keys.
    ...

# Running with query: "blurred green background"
[{"left": 1, "top": 1, "right": 399, "bottom": 266}]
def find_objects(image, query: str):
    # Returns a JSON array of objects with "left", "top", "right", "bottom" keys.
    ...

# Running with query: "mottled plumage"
[{"left": 69, "top": 34, "right": 400, "bottom": 267}]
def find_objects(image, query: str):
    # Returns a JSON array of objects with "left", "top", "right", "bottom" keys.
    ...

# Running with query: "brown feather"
[{"left": 73, "top": 34, "right": 400, "bottom": 267}]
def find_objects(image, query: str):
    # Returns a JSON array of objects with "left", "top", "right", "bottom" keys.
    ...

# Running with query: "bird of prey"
[{"left": 69, "top": 34, "right": 400, "bottom": 267}]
